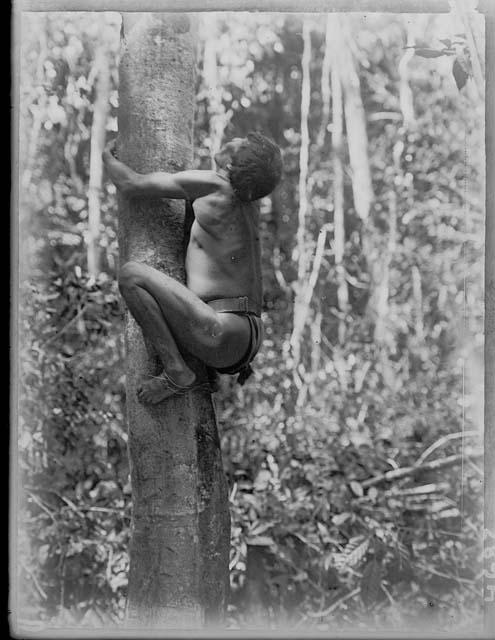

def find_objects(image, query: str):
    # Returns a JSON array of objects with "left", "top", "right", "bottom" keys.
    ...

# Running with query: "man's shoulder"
[
  {"left": 181, "top": 169, "right": 226, "bottom": 184},
  {"left": 176, "top": 169, "right": 232, "bottom": 201}
]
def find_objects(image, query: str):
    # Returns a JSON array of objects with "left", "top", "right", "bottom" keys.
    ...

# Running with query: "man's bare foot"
[{"left": 137, "top": 370, "right": 196, "bottom": 405}]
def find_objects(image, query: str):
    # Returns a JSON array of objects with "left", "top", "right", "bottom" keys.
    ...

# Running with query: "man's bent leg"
[
  {"left": 118, "top": 268, "right": 197, "bottom": 403},
  {"left": 119, "top": 261, "right": 251, "bottom": 369}
]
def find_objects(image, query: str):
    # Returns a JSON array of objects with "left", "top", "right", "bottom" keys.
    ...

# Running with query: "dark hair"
[{"left": 228, "top": 132, "right": 283, "bottom": 202}]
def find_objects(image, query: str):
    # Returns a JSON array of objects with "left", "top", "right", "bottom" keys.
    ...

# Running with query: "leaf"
[
  {"left": 316, "top": 521, "right": 330, "bottom": 542},
  {"left": 414, "top": 48, "right": 448, "bottom": 59},
  {"left": 360, "top": 560, "right": 382, "bottom": 607},
  {"left": 439, "top": 38, "right": 451, "bottom": 48},
  {"left": 248, "top": 521, "right": 274, "bottom": 536},
  {"left": 350, "top": 481, "right": 364, "bottom": 497},
  {"left": 432, "top": 507, "right": 461, "bottom": 520},
  {"left": 368, "top": 487, "right": 378, "bottom": 501},
  {"left": 452, "top": 57, "right": 469, "bottom": 90},
  {"left": 345, "top": 536, "right": 370, "bottom": 567},
  {"left": 253, "top": 469, "right": 271, "bottom": 491},
  {"left": 246, "top": 535, "right": 275, "bottom": 547},
  {"left": 397, "top": 540, "right": 411, "bottom": 564},
  {"left": 332, "top": 512, "right": 351, "bottom": 526},
  {"left": 38, "top": 544, "right": 50, "bottom": 565},
  {"left": 334, "top": 535, "right": 370, "bottom": 570}
]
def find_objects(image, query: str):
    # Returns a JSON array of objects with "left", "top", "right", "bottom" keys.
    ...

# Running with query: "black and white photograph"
[{"left": 12, "top": 0, "right": 494, "bottom": 636}]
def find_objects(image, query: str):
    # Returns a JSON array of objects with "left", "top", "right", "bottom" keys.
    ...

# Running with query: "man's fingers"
[{"left": 103, "top": 139, "right": 118, "bottom": 159}]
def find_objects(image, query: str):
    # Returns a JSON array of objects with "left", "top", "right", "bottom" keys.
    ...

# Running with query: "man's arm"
[{"left": 102, "top": 141, "right": 219, "bottom": 200}]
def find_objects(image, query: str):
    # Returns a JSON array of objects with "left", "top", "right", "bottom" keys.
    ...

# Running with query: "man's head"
[{"left": 215, "top": 132, "right": 283, "bottom": 202}]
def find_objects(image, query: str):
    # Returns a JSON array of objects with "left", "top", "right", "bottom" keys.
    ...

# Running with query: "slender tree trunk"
[
  {"left": 290, "top": 18, "right": 312, "bottom": 367},
  {"left": 373, "top": 19, "right": 418, "bottom": 344},
  {"left": 398, "top": 20, "right": 417, "bottom": 129},
  {"left": 202, "top": 15, "right": 229, "bottom": 161},
  {"left": 339, "top": 16, "right": 373, "bottom": 223},
  {"left": 118, "top": 13, "right": 230, "bottom": 628},
  {"left": 87, "top": 45, "right": 110, "bottom": 277},
  {"left": 317, "top": 16, "right": 332, "bottom": 148},
  {"left": 310, "top": 306, "right": 322, "bottom": 378},
  {"left": 243, "top": 546, "right": 270, "bottom": 626},
  {"left": 336, "top": 19, "right": 379, "bottom": 340},
  {"left": 411, "top": 264, "right": 424, "bottom": 340},
  {"left": 328, "top": 15, "right": 348, "bottom": 344},
  {"left": 372, "top": 142, "right": 400, "bottom": 345}
]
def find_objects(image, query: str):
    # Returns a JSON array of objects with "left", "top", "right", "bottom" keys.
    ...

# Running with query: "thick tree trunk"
[{"left": 118, "top": 13, "right": 230, "bottom": 628}]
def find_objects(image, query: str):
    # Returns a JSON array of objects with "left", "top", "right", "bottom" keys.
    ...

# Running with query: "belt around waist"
[{"left": 206, "top": 296, "right": 261, "bottom": 316}]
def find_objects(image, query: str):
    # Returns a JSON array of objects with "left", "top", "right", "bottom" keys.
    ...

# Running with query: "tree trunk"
[
  {"left": 336, "top": 20, "right": 380, "bottom": 340},
  {"left": 338, "top": 16, "right": 373, "bottom": 223},
  {"left": 202, "top": 15, "right": 229, "bottom": 161},
  {"left": 371, "top": 142, "right": 400, "bottom": 345},
  {"left": 317, "top": 15, "right": 332, "bottom": 148},
  {"left": 87, "top": 44, "right": 110, "bottom": 277},
  {"left": 328, "top": 15, "right": 348, "bottom": 344},
  {"left": 290, "top": 17, "right": 312, "bottom": 367},
  {"left": 118, "top": 13, "right": 230, "bottom": 628}
]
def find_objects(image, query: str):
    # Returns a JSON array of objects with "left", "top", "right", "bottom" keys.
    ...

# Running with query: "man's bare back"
[{"left": 102, "top": 133, "right": 281, "bottom": 403}]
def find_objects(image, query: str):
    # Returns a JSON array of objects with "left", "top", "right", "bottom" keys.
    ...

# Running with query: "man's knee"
[
  {"left": 118, "top": 261, "right": 145, "bottom": 292},
  {"left": 200, "top": 317, "right": 227, "bottom": 350}
]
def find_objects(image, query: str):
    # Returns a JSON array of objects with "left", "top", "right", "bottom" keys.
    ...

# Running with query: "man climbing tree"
[
  {"left": 110, "top": 12, "right": 282, "bottom": 629},
  {"left": 113, "top": 13, "right": 230, "bottom": 628},
  {"left": 103, "top": 133, "right": 282, "bottom": 401}
]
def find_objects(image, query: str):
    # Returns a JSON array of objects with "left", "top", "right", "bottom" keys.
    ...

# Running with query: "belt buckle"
[{"left": 239, "top": 296, "right": 249, "bottom": 312}]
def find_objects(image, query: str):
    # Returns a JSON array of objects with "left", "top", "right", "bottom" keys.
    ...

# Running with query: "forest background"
[{"left": 16, "top": 8, "right": 485, "bottom": 633}]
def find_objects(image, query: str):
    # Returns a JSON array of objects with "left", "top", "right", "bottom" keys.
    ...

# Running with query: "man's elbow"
[{"left": 120, "top": 173, "right": 141, "bottom": 196}]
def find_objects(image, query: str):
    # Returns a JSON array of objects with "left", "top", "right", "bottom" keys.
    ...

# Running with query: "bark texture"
[{"left": 118, "top": 13, "right": 230, "bottom": 628}]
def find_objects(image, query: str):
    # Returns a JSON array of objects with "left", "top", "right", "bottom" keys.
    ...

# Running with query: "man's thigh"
[{"left": 127, "top": 262, "right": 251, "bottom": 368}]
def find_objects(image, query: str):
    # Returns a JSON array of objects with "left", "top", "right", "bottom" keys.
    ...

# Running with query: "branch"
[
  {"left": 19, "top": 560, "right": 48, "bottom": 601},
  {"left": 307, "top": 587, "right": 361, "bottom": 618},
  {"left": 272, "top": 246, "right": 292, "bottom": 295},
  {"left": 290, "top": 223, "right": 331, "bottom": 355},
  {"left": 415, "top": 430, "right": 479, "bottom": 466},
  {"left": 361, "top": 451, "right": 483, "bottom": 489},
  {"left": 43, "top": 305, "right": 86, "bottom": 347}
]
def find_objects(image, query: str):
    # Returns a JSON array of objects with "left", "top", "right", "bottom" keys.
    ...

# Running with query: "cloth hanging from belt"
[{"left": 207, "top": 298, "right": 263, "bottom": 386}]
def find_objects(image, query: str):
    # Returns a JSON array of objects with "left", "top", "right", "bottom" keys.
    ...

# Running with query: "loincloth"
[{"left": 206, "top": 296, "right": 263, "bottom": 385}]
